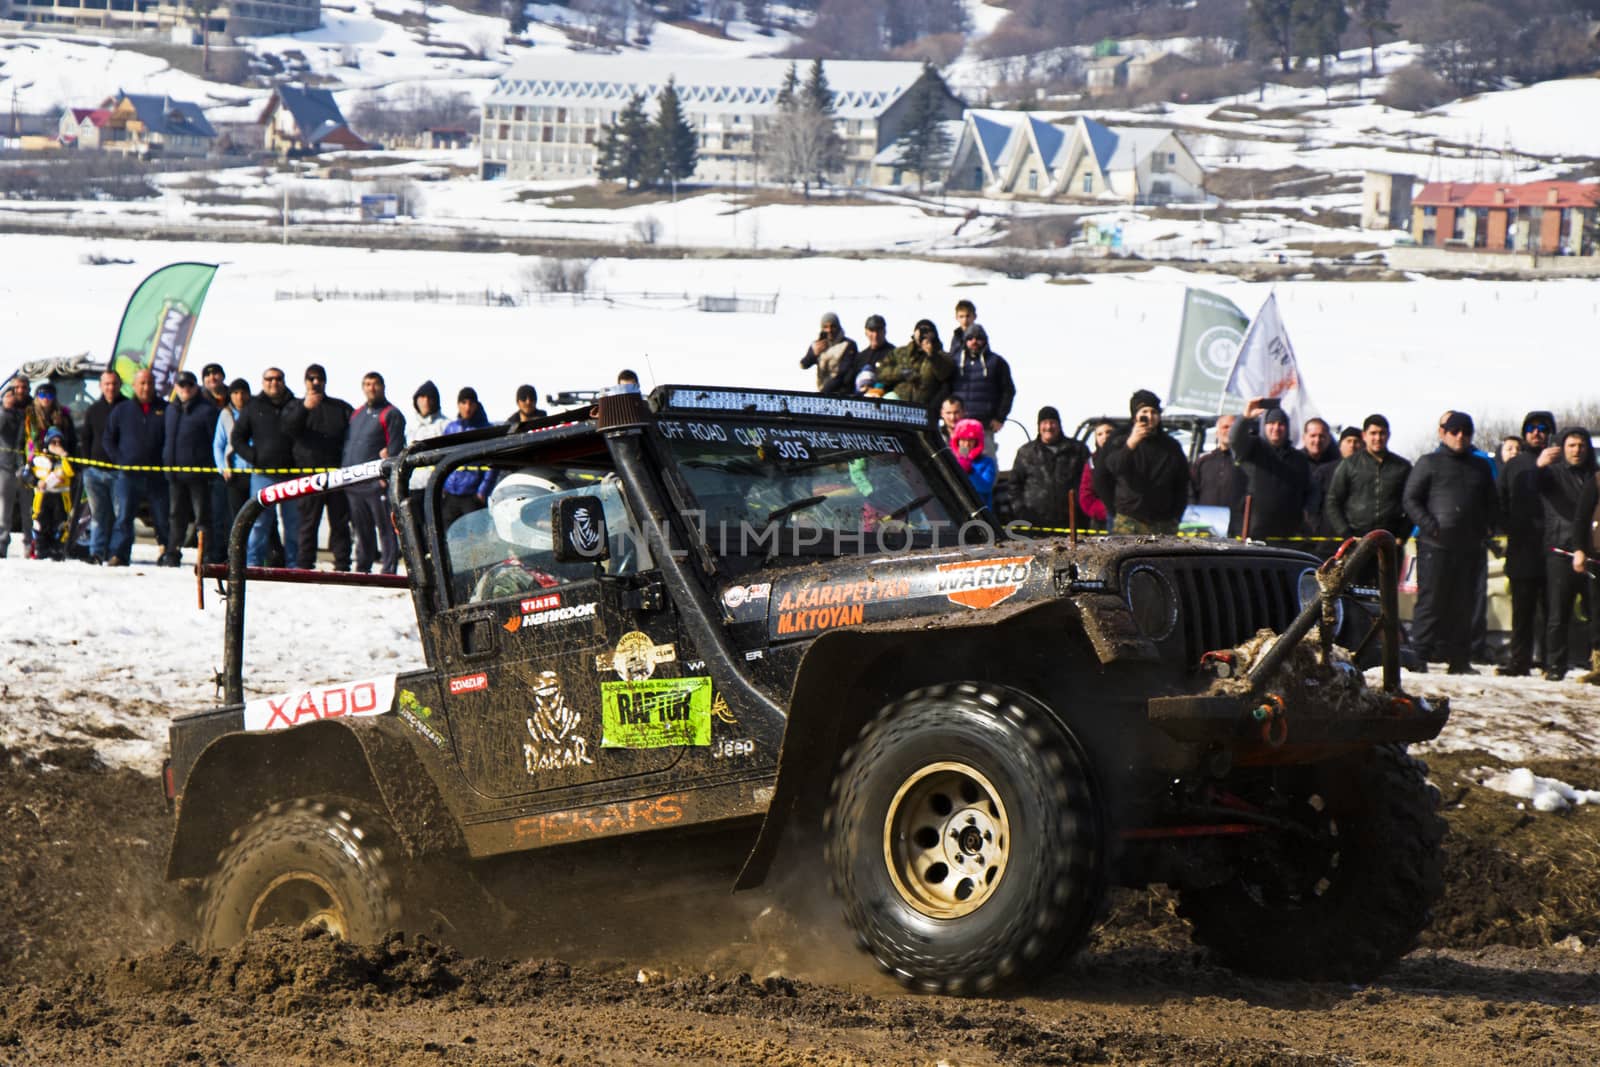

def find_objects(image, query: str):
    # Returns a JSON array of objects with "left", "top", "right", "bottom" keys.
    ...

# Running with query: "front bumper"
[{"left": 1147, "top": 691, "right": 1449, "bottom": 747}]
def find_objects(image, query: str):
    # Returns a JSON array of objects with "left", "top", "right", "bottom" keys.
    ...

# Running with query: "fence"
[{"left": 272, "top": 287, "right": 780, "bottom": 312}]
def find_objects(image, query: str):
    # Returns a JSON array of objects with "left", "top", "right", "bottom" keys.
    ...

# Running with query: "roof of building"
[
  {"left": 872, "top": 119, "right": 964, "bottom": 166},
  {"left": 487, "top": 54, "right": 944, "bottom": 120},
  {"left": 1413, "top": 181, "right": 1600, "bottom": 209},
  {"left": 268, "top": 84, "right": 356, "bottom": 145},
  {"left": 70, "top": 108, "right": 111, "bottom": 127},
  {"left": 1086, "top": 55, "right": 1132, "bottom": 69},
  {"left": 113, "top": 92, "right": 216, "bottom": 138}
]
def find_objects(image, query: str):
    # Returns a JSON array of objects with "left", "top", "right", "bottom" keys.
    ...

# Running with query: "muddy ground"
[{"left": 3, "top": 744, "right": 1599, "bottom": 1065}]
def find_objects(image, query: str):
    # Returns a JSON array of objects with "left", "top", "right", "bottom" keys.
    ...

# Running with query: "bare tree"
[
  {"left": 761, "top": 108, "right": 836, "bottom": 197},
  {"left": 186, "top": 0, "right": 220, "bottom": 75}
]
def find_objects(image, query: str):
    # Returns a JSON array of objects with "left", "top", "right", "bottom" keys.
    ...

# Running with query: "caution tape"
[
  {"left": 1014, "top": 524, "right": 1510, "bottom": 545},
  {"left": 1, "top": 444, "right": 490, "bottom": 476}
]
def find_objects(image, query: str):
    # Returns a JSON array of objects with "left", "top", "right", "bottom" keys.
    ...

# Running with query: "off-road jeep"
[{"left": 164, "top": 385, "right": 1448, "bottom": 994}]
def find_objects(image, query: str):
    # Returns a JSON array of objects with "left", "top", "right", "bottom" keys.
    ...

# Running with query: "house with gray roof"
[
  {"left": 479, "top": 54, "right": 962, "bottom": 185},
  {"left": 96, "top": 91, "right": 217, "bottom": 159},
  {"left": 259, "top": 84, "right": 371, "bottom": 155},
  {"left": 945, "top": 110, "right": 1204, "bottom": 203}
]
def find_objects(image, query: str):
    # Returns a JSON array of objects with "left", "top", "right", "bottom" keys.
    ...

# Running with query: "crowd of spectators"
[{"left": 6, "top": 305, "right": 1598, "bottom": 681}]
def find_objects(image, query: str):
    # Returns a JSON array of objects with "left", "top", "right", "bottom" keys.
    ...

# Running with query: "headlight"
[
  {"left": 1124, "top": 565, "right": 1177, "bottom": 641},
  {"left": 1297, "top": 567, "right": 1345, "bottom": 634}
]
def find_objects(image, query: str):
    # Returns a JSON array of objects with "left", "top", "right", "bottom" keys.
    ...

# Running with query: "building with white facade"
[
  {"left": 479, "top": 54, "right": 963, "bottom": 186},
  {"left": 2, "top": 0, "right": 317, "bottom": 37},
  {"left": 945, "top": 110, "right": 1204, "bottom": 204}
]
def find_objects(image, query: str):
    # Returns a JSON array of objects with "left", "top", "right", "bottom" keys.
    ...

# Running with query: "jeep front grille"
[{"left": 1155, "top": 559, "right": 1302, "bottom": 665}]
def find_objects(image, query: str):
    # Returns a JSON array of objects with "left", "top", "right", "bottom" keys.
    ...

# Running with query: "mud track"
[{"left": 2, "top": 744, "right": 1598, "bottom": 1065}]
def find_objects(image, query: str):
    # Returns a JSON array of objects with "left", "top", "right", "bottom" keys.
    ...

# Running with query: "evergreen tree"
[
  {"left": 892, "top": 63, "right": 953, "bottom": 192},
  {"left": 802, "top": 58, "right": 845, "bottom": 187},
  {"left": 1293, "top": 0, "right": 1349, "bottom": 72},
  {"left": 1355, "top": 0, "right": 1399, "bottom": 74},
  {"left": 1248, "top": 0, "right": 1295, "bottom": 73},
  {"left": 596, "top": 92, "right": 651, "bottom": 189},
  {"left": 776, "top": 61, "right": 800, "bottom": 110},
  {"left": 648, "top": 78, "right": 699, "bottom": 186}
]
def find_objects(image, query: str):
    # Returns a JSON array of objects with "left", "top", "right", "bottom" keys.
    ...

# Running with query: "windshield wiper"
[
  {"left": 885, "top": 493, "right": 934, "bottom": 522},
  {"left": 765, "top": 495, "right": 828, "bottom": 526}
]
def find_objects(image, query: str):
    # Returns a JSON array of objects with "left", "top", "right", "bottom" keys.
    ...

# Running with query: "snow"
[{"left": 1478, "top": 767, "right": 1600, "bottom": 812}]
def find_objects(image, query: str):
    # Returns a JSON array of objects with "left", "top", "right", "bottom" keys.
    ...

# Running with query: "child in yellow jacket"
[{"left": 28, "top": 426, "right": 75, "bottom": 560}]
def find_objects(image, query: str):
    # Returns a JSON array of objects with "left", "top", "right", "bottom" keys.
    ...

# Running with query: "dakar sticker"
[
  {"left": 243, "top": 675, "right": 397, "bottom": 732},
  {"left": 773, "top": 576, "right": 914, "bottom": 635},
  {"left": 933, "top": 555, "right": 1035, "bottom": 610},
  {"left": 398, "top": 689, "right": 448, "bottom": 751},
  {"left": 601, "top": 677, "right": 713, "bottom": 749},
  {"left": 448, "top": 671, "right": 488, "bottom": 695},
  {"left": 524, "top": 670, "right": 593, "bottom": 773},
  {"left": 594, "top": 630, "right": 676, "bottom": 681}
]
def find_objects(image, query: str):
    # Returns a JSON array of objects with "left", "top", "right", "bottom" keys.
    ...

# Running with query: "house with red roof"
[
  {"left": 57, "top": 108, "right": 112, "bottom": 149},
  {"left": 1411, "top": 181, "right": 1600, "bottom": 257}
]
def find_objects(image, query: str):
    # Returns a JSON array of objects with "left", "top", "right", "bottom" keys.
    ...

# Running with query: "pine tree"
[
  {"left": 1354, "top": 0, "right": 1399, "bottom": 74},
  {"left": 596, "top": 92, "right": 651, "bottom": 189},
  {"left": 802, "top": 58, "right": 845, "bottom": 188},
  {"left": 1248, "top": 0, "right": 1295, "bottom": 73},
  {"left": 776, "top": 62, "right": 800, "bottom": 110},
  {"left": 648, "top": 78, "right": 699, "bottom": 186},
  {"left": 893, "top": 63, "right": 953, "bottom": 192},
  {"left": 1293, "top": 0, "right": 1349, "bottom": 72}
]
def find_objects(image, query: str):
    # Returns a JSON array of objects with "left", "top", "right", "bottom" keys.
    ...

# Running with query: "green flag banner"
[
  {"left": 108, "top": 262, "right": 219, "bottom": 398},
  {"left": 1168, "top": 288, "right": 1249, "bottom": 414}
]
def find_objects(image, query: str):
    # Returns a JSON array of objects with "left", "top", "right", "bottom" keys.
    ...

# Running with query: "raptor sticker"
[
  {"left": 524, "top": 671, "right": 593, "bottom": 772},
  {"left": 594, "top": 631, "right": 676, "bottom": 681},
  {"left": 601, "top": 677, "right": 713, "bottom": 749},
  {"left": 244, "top": 675, "right": 396, "bottom": 732},
  {"left": 933, "top": 555, "right": 1035, "bottom": 610}
]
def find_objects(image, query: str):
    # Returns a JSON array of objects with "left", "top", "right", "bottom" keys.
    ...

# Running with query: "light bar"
[{"left": 659, "top": 387, "right": 930, "bottom": 428}]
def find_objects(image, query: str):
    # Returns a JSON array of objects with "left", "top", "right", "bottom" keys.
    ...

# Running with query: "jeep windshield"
[{"left": 657, "top": 417, "right": 962, "bottom": 569}]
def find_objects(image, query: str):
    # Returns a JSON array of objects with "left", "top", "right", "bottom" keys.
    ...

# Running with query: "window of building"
[
  {"left": 542, "top": 126, "right": 553, "bottom": 142},
  {"left": 1151, "top": 153, "right": 1165, "bottom": 173},
  {"left": 1422, "top": 205, "right": 1436, "bottom": 217},
  {"left": 514, "top": 106, "right": 525, "bottom": 121},
  {"left": 1152, "top": 180, "right": 1171, "bottom": 197},
  {"left": 1167, "top": 152, "right": 1176, "bottom": 165},
  {"left": 557, "top": 107, "right": 567, "bottom": 123},
  {"left": 1082, "top": 173, "right": 1093, "bottom": 194},
  {"left": 584, "top": 128, "right": 595, "bottom": 144},
  {"left": 1027, "top": 170, "right": 1038, "bottom": 192}
]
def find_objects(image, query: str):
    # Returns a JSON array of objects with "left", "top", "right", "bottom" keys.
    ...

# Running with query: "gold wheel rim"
[
  {"left": 883, "top": 760, "right": 1010, "bottom": 919},
  {"left": 247, "top": 871, "right": 351, "bottom": 940}
]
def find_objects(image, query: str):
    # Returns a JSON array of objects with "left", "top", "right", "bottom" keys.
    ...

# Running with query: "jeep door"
[{"left": 431, "top": 459, "right": 685, "bottom": 799}]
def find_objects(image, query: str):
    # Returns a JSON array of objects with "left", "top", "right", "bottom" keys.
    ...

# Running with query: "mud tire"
[
  {"left": 1178, "top": 745, "right": 1445, "bottom": 981},
  {"left": 199, "top": 797, "right": 406, "bottom": 951},
  {"left": 824, "top": 683, "right": 1103, "bottom": 995}
]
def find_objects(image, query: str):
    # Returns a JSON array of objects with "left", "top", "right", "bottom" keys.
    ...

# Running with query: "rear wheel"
[
  {"left": 1177, "top": 745, "right": 1445, "bottom": 981},
  {"left": 825, "top": 683, "right": 1103, "bottom": 995},
  {"left": 199, "top": 797, "right": 407, "bottom": 950}
]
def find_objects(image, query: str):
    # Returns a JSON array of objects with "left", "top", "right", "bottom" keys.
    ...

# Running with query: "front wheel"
[
  {"left": 199, "top": 797, "right": 408, "bottom": 951},
  {"left": 1178, "top": 745, "right": 1445, "bottom": 981},
  {"left": 825, "top": 683, "right": 1104, "bottom": 995}
]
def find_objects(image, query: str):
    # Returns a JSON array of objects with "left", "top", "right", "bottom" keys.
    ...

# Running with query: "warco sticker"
[
  {"left": 449, "top": 671, "right": 489, "bottom": 695},
  {"left": 594, "top": 631, "right": 676, "bottom": 681},
  {"left": 934, "top": 555, "right": 1035, "bottom": 610},
  {"left": 601, "top": 677, "right": 713, "bottom": 749},
  {"left": 244, "top": 675, "right": 398, "bottom": 732}
]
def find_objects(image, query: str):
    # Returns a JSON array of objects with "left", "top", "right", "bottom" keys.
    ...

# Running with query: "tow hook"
[
  {"left": 1252, "top": 693, "right": 1288, "bottom": 747},
  {"left": 1200, "top": 650, "right": 1238, "bottom": 679}
]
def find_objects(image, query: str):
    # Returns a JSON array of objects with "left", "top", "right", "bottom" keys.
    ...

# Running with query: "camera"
[{"left": 1137, "top": 413, "right": 1150, "bottom": 425}]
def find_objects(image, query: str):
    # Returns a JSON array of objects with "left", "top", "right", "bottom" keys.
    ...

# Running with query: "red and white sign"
[
  {"left": 449, "top": 671, "right": 489, "bottom": 695},
  {"left": 255, "top": 459, "right": 384, "bottom": 506},
  {"left": 243, "top": 675, "right": 397, "bottom": 732},
  {"left": 521, "top": 593, "right": 561, "bottom": 614},
  {"left": 934, "top": 555, "right": 1034, "bottom": 611}
]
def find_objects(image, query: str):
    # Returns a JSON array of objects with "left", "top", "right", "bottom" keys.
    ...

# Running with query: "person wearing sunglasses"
[{"left": 231, "top": 367, "right": 302, "bottom": 568}]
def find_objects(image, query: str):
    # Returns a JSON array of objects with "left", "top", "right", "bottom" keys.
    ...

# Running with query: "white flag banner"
[{"left": 1224, "top": 292, "right": 1317, "bottom": 433}]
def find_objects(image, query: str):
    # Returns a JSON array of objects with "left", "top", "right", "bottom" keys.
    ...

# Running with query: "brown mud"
[{"left": 3, "top": 744, "right": 1600, "bottom": 1065}]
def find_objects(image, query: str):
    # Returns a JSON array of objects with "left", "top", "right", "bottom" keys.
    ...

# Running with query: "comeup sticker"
[{"left": 601, "top": 677, "right": 713, "bottom": 749}]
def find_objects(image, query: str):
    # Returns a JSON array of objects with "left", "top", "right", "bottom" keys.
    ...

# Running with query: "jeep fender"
[
  {"left": 165, "top": 716, "right": 466, "bottom": 881},
  {"left": 737, "top": 597, "right": 1118, "bottom": 889}
]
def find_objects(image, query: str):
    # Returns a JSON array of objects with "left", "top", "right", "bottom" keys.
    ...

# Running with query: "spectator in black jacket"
[
  {"left": 283, "top": 363, "right": 355, "bottom": 571},
  {"left": 1095, "top": 389, "right": 1190, "bottom": 534},
  {"left": 1323, "top": 414, "right": 1412, "bottom": 542},
  {"left": 1403, "top": 411, "right": 1498, "bottom": 674},
  {"left": 1008, "top": 406, "right": 1090, "bottom": 529},
  {"left": 1496, "top": 410, "right": 1555, "bottom": 676},
  {"left": 508, "top": 384, "right": 547, "bottom": 426},
  {"left": 162, "top": 371, "right": 219, "bottom": 566},
  {"left": 79, "top": 369, "right": 125, "bottom": 564},
  {"left": 1, "top": 377, "right": 29, "bottom": 558},
  {"left": 950, "top": 324, "right": 1016, "bottom": 453},
  {"left": 1566, "top": 469, "right": 1600, "bottom": 682},
  {"left": 232, "top": 367, "right": 301, "bottom": 568},
  {"left": 1535, "top": 427, "right": 1597, "bottom": 680},
  {"left": 1230, "top": 401, "right": 1313, "bottom": 540},
  {"left": 858, "top": 314, "right": 894, "bottom": 379},
  {"left": 344, "top": 371, "right": 406, "bottom": 574},
  {"left": 1309, "top": 427, "right": 1362, "bottom": 537},
  {"left": 1191, "top": 414, "right": 1247, "bottom": 536},
  {"left": 104, "top": 369, "right": 169, "bottom": 567}
]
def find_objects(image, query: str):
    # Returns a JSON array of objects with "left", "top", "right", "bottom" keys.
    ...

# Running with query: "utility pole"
[{"left": 281, "top": 184, "right": 289, "bottom": 245}]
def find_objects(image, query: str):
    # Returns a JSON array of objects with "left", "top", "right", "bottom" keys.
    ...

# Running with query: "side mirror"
[{"left": 552, "top": 495, "right": 610, "bottom": 563}]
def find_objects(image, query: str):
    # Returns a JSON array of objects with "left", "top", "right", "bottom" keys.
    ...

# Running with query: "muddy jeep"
[{"left": 164, "top": 385, "right": 1448, "bottom": 994}]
